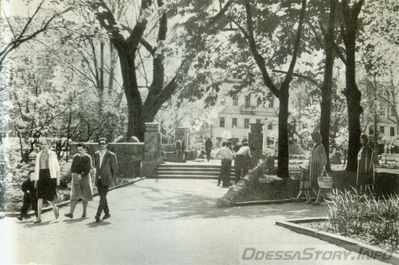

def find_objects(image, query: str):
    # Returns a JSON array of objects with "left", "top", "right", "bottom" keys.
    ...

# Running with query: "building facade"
[{"left": 192, "top": 81, "right": 279, "bottom": 152}]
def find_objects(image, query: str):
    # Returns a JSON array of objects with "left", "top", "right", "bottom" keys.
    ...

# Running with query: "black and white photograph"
[{"left": 0, "top": 0, "right": 398, "bottom": 264}]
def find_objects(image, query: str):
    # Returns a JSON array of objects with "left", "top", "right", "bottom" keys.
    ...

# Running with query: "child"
[
  {"left": 295, "top": 165, "right": 311, "bottom": 204},
  {"left": 17, "top": 170, "right": 37, "bottom": 220}
]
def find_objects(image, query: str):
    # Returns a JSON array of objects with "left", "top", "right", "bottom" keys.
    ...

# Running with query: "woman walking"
[
  {"left": 309, "top": 132, "right": 327, "bottom": 205},
  {"left": 357, "top": 134, "right": 375, "bottom": 194},
  {"left": 32, "top": 140, "right": 60, "bottom": 223},
  {"left": 65, "top": 143, "right": 93, "bottom": 219}
]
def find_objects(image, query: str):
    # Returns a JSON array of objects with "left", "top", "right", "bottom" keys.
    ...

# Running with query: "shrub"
[{"left": 327, "top": 189, "right": 399, "bottom": 250}]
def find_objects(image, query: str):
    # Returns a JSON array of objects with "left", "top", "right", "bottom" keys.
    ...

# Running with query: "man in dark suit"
[{"left": 93, "top": 138, "right": 119, "bottom": 223}]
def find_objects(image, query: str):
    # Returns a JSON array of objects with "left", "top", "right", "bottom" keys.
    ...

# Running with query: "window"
[
  {"left": 232, "top": 118, "right": 237, "bottom": 127},
  {"left": 380, "top": 126, "right": 384, "bottom": 134},
  {"left": 245, "top": 95, "right": 250, "bottom": 108},
  {"left": 257, "top": 97, "right": 262, "bottom": 107},
  {"left": 219, "top": 117, "right": 225, "bottom": 128},
  {"left": 256, "top": 119, "right": 262, "bottom": 124},
  {"left": 268, "top": 124, "right": 273, "bottom": 130},
  {"left": 390, "top": 127, "right": 395, "bottom": 136},
  {"left": 244, "top": 118, "right": 250, "bottom": 129},
  {"left": 369, "top": 126, "right": 374, "bottom": 135},
  {"left": 232, "top": 95, "right": 238, "bottom": 106},
  {"left": 268, "top": 98, "right": 274, "bottom": 108}
]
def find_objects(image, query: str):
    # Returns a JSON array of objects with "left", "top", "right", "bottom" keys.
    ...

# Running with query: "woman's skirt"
[
  {"left": 37, "top": 169, "right": 57, "bottom": 201},
  {"left": 70, "top": 173, "right": 93, "bottom": 201}
]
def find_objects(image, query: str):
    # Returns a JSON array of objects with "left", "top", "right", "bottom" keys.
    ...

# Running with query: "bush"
[{"left": 327, "top": 189, "right": 399, "bottom": 250}]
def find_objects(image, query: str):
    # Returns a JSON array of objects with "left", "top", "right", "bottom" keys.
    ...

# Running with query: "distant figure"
[
  {"left": 32, "top": 140, "right": 60, "bottom": 223},
  {"left": 205, "top": 138, "right": 213, "bottom": 161},
  {"left": 65, "top": 143, "right": 93, "bottom": 219},
  {"left": 235, "top": 139, "right": 251, "bottom": 181},
  {"left": 357, "top": 134, "right": 375, "bottom": 193},
  {"left": 94, "top": 138, "right": 119, "bottom": 223},
  {"left": 17, "top": 170, "right": 37, "bottom": 220},
  {"left": 309, "top": 132, "right": 327, "bottom": 205},
  {"left": 215, "top": 142, "right": 234, "bottom": 187}
]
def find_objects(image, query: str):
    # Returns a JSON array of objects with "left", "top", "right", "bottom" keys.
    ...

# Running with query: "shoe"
[
  {"left": 95, "top": 216, "right": 100, "bottom": 223},
  {"left": 305, "top": 200, "right": 312, "bottom": 204},
  {"left": 33, "top": 219, "right": 42, "bottom": 224},
  {"left": 54, "top": 207, "right": 59, "bottom": 219},
  {"left": 312, "top": 201, "right": 321, "bottom": 206},
  {"left": 102, "top": 214, "right": 111, "bottom": 220},
  {"left": 17, "top": 215, "right": 23, "bottom": 221},
  {"left": 81, "top": 213, "right": 86, "bottom": 218},
  {"left": 64, "top": 213, "right": 73, "bottom": 219}
]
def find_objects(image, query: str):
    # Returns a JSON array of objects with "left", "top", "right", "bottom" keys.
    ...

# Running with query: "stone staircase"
[{"left": 148, "top": 163, "right": 236, "bottom": 179}]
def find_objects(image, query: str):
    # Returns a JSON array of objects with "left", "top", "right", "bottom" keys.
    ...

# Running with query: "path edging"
[
  {"left": 275, "top": 217, "right": 399, "bottom": 264},
  {"left": 5, "top": 177, "right": 146, "bottom": 217}
]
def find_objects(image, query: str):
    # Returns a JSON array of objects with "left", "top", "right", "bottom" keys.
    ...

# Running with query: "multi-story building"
[
  {"left": 192, "top": 80, "right": 279, "bottom": 152},
  {"left": 365, "top": 91, "right": 399, "bottom": 147}
]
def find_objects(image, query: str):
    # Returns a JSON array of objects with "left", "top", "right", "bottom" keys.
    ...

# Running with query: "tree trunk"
[
  {"left": 319, "top": 0, "right": 336, "bottom": 172},
  {"left": 117, "top": 47, "right": 145, "bottom": 141},
  {"left": 341, "top": 0, "right": 363, "bottom": 172},
  {"left": 277, "top": 80, "right": 290, "bottom": 178}
]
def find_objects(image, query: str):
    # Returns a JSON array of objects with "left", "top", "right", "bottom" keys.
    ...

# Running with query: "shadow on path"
[{"left": 132, "top": 184, "right": 327, "bottom": 220}]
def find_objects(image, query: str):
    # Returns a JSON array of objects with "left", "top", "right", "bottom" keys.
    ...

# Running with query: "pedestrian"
[
  {"left": 235, "top": 139, "right": 251, "bottom": 181},
  {"left": 205, "top": 138, "right": 212, "bottom": 161},
  {"left": 215, "top": 142, "right": 234, "bottom": 187},
  {"left": 309, "top": 131, "right": 327, "bottom": 205},
  {"left": 17, "top": 170, "right": 37, "bottom": 220},
  {"left": 65, "top": 143, "right": 93, "bottom": 219},
  {"left": 357, "top": 134, "right": 375, "bottom": 194},
  {"left": 32, "top": 140, "right": 60, "bottom": 223},
  {"left": 93, "top": 137, "right": 118, "bottom": 223}
]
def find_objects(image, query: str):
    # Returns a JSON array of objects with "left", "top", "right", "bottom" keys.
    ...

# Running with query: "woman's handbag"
[{"left": 318, "top": 171, "right": 333, "bottom": 189}]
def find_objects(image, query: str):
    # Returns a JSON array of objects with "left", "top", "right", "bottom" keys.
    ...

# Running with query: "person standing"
[
  {"left": 309, "top": 132, "right": 327, "bottom": 205},
  {"left": 65, "top": 143, "right": 93, "bottom": 219},
  {"left": 215, "top": 142, "right": 234, "bottom": 187},
  {"left": 32, "top": 140, "right": 60, "bottom": 223},
  {"left": 235, "top": 139, "right": 251, "bottom": 181},
  {"left": 93, "top": 138, "right": 118, "bottom": 223},
  {"left": 205, "top": 138, "right": 213, "bottom": 161},
  {"left": 357, "top": 134, "right": 375, "bottom": 193}
]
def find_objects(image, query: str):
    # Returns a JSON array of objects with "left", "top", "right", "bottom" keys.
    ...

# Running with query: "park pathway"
[{"left": 0, "top": 179, "right": 386, "bottom": 265}]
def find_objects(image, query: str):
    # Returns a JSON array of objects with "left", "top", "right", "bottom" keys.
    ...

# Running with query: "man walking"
[
  {"left": 215, "top": 142, "right": 234, "bottom": 187},
  {"left": 93, "top": 138, "right": 118, "bottom": 223},
  {"left": 235, "top": 139, "right": 251, "bottom": 181},
  {"left": 205, "top": 138, "right": 212, "bottom": 161}
]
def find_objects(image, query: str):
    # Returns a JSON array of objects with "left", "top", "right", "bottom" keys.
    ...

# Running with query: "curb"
[
  {"left": 233, "top": 198, "right": 304, "bottom": 206},
  {"left": 275, "top": 217, "right": 399, "bottom": 264},
  {"left": 5, "top": 177, "right": 146, "bottom": 218}
]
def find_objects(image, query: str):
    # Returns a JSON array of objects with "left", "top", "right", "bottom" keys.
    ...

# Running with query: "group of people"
[
  {"left": 213, "top": 138, "right": 252, "bottom": 187},
  {"left": 17, "top": 137, "right": 119, "bottom": 224},
  {"left": 296, "top": 131, "right": 376, "bottom": 205}
]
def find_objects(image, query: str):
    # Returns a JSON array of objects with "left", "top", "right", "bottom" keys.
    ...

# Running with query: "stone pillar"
[
  {"left": 141, "top": 122, "right": 163, "bottom": 176},
  {"left": 248, "top": 123, "right": 263, "bottom": 166}
]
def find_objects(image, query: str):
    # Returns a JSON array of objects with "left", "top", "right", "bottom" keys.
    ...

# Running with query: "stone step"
[
  {"left": 157, "top": 164, "right": 221, "bottom": 169},
  {"left": 147, "top": 174, "right": 220, "bottom": 179},
  {"left": 156, "top": 167, "right": 225, "bottom": 172},
  {"left": 156, "top": 171, "right": 235, "bottom": 176}
]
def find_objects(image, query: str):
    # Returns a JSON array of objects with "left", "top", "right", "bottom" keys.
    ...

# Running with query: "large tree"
[
  {"left": 226, "top": 0, "right": 307, "bottom": 178},
  {"left": 65, "top": 0, "right": 233, "bottom": 141},
  {"left": 340, "top": 0, "right": 364, "bottom": 172}
]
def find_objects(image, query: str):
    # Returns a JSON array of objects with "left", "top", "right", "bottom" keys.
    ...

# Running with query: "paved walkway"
[{"left": 0, "top": 179, "right": 386, "bottom": 265}]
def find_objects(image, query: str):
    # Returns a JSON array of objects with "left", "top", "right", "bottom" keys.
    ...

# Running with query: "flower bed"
[{"left": 303, "top": 190, "right": 399, "bottom": 253}]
